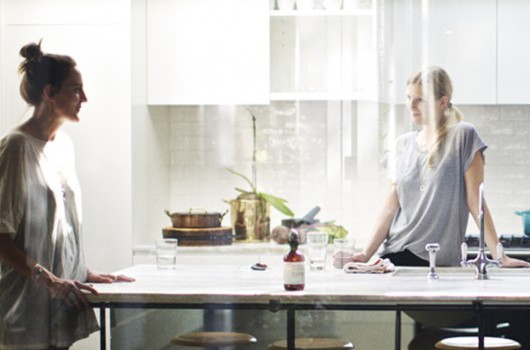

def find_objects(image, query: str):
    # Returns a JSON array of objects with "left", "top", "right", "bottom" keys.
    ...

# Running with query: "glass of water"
[
  {"left": 156, "top": 238, "right": 178, "bottom": 269},
  {"left": 306, "top": 231, "right": 328, "bottom": 271}
]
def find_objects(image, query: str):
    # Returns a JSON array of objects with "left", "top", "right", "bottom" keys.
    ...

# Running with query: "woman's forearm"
[
  {"left": 0, "top": 233, "right": 39, "bottom": 280},
  {"left": 362, "top": 185, "right": 400, "bottom": 259}
]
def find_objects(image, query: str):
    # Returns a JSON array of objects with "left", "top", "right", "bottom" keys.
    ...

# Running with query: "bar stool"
[
  {"left": 434, "top": 336, "right": 521, "bottom": 349},
  {"left": 268, "top": 337, "right": 354, "bottom": 349},
  {"left": 170, "top": 331, "right": 257, "bottom": 349}
]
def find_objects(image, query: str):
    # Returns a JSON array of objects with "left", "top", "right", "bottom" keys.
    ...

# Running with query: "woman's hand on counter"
[
  {"left": 352, "top": 252, "right": 370, "bottom": 263},
  {"left": 87, "top": 269, "right": 136, "bottom": 284}
]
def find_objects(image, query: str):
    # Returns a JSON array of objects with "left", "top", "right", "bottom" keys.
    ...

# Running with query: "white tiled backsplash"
[{"left": 166, "top": 103, "right": 530, "bottom": 248}]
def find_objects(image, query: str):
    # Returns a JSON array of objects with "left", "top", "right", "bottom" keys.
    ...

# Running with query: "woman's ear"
[
  {"left": 42, "top": 84, "right": 57, "bottom": 102},
  {"left": 438, "top": 95, "right": 449, "bottom": 109}
]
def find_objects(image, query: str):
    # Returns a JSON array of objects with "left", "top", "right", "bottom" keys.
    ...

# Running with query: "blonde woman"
[{"left": 353, "top": 66, "right": 529, "bottom": 268}]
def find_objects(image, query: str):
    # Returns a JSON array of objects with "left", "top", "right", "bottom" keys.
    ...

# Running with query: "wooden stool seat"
[
  {"left": 170, "top": 331, "right": 257, "bottom": 348},
  {"left": 435, "top": 336, "right": 521, "bottom": 350},
  {"left": 268, "top": 337, "right": 354, "bottom": 350}
]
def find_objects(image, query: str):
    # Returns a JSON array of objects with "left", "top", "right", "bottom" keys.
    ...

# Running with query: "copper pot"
[{"left": 165, "top": 209, "right": 227, "bottom": 228}]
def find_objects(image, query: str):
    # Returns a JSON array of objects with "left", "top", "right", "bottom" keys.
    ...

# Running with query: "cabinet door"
[
  {"left": 270, "top": 10, "right": 376, "bottom": 101},
  {"left": 385, "top": 0, "right": 496, "bottom": 105},
  {"left": 498, "top": 0, "right": 530, "bottom": 104},
  {"left": 147, "top": 0, "right": 269, "bottom": 105},
  {"left": 426, "top": 0, "right": 496, "bottom": 104}
]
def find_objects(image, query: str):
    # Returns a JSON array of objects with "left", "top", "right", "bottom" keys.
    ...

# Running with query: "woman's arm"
[
  {"left": 87, "top": 269, "right": 135, "bottom": 283},
  {"left": 464, "top": 152, "right": 530, "bottom": 267},
  {"left": 353, "top": 184, "right": 400, "bottom": 263},
  {"left": 0, "top": 233, "right": 98, "bottom": 309}
]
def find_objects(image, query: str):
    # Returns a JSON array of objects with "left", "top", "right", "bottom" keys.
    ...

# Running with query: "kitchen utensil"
[
  {"left": 282, "top": 206, "right": 321, "bottom": 228},
  {"left": 515, "top": 210, "right": 530, "bottom": 235},
  {"left": 165, "top": 209, "right": 227, "bottom": 228}
]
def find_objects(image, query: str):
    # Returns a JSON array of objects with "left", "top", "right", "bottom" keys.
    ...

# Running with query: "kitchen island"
[{"left": 88, "top": 259, "right": 530, "bottom": 350}]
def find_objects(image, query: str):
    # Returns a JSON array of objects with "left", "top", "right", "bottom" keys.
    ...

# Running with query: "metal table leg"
[
  {"left": 287, "top": 307, "right": 295, "bottom": 350},
  {"left": 395, "top": 310, "right": 401, "bottom": 350},
  {"left": 100, "top": 306, "right": 107, "bottom": 350}
]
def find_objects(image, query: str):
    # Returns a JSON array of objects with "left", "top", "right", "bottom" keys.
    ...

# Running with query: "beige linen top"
[{"left": 0, "top": 129, "right": 98, "bottom": 349}]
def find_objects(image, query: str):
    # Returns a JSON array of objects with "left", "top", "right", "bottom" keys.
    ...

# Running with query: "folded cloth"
[{"left": 343, "top": 258, "right": 395, "bottom": 274}]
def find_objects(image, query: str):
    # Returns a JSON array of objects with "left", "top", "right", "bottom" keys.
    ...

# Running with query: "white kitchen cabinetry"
[
  {"left": 270, "top": 6, "right": 376, "bottom": 101},
  {"left": 383, "top": 0, "right": 496, "bottom": 105},
  {"left": 147, "top": 0, "right": 270, "bottom": 105},
  {"left": 426, "top": 0, "right": 496, "bottom": 105},
  {"left": 497, "top": 0, "right": 530, "bottom": 104}
]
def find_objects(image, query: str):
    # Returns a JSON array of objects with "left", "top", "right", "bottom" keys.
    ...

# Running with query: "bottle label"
[{"left": 284, "top": 262, "right": 305, "bottom": 285}]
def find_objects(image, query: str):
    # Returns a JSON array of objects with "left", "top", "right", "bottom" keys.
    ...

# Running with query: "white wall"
[
  {"left": 1, "top": 0, "right": 133, "bottom": 271},
  {"left": 130, "top": 0, "right": 172, "bottom": 248}
]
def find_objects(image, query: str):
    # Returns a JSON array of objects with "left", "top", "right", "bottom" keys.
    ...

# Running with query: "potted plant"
[{"left": 226, "top": 110, "right": 294, "bottom": 241}]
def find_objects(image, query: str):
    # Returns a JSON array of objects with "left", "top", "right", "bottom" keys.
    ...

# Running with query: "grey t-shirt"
[{"left": 381, "top": 122, "right": 487, "bottom": 266}]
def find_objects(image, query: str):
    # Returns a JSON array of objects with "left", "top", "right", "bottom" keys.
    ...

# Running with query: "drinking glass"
[
  {"left": 332, "top": 237, "right": 355, "bottom": 268},
  {"left": 306, "top": 231, "right": 328, "bottom": 271},
  {"left": 156, "top": 238, "right": 178, "bottom": 269}
]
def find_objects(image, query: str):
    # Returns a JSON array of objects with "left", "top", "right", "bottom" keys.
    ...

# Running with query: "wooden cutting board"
[{"left": 162, "top": 226, "right": 233, "bottom": 246}]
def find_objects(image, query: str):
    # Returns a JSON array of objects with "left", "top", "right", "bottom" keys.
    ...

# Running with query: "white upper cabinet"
[
  {"left": 147, "top": 0, "right": 270, "bottom": 105},
  {"left": 383, "top": 0, "right": 497, "bottom": 105},
  {"left": 269, "top": 5, "right": 377, "bottom": 101},
  {"left": 426, "top": 0, "right": 497, "bottom": 105},
  {"left": 497, "top": 0, "right": 530, "bottom": 104}
]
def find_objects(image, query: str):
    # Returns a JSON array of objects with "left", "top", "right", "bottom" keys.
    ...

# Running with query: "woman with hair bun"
[{"left": 0, "top": 40, "right": 134, "bottom": 350}]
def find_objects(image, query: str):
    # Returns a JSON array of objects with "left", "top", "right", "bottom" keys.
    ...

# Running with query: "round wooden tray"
[{"left": 162, "top": 226, "right": 233, "bottom": 246}]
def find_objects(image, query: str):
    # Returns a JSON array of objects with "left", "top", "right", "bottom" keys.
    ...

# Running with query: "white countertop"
[{"left": 88, "top": 263, "right": 530, "bottom": 307}]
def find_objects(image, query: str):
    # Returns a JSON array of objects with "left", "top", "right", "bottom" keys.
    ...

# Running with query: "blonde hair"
[{"left": 408, "top": 66, "right": 463, "bottom": 167}]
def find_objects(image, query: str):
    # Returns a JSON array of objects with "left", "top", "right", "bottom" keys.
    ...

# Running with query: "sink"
[{"left": 392, "top": 266, "right": 530, "bottom": 277}]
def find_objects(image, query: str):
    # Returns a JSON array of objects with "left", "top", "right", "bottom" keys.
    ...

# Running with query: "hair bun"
[{"left": 20, "top": 41, "right": 43, "bottom": 62}]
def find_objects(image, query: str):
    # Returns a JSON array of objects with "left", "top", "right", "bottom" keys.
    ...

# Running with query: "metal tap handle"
[
  {"left": 496, "top": 243, "right": 503, "bottom": 266},
  {"left": 425, "top": 243, "right": 440, "bottom": 279},
  {"left": 461, "top": 242, "right": 468, "bottom": 265}
]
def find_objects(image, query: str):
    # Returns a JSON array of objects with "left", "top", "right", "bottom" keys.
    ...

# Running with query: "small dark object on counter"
[
  {"left": 251, "top": 263, "right": 268, "bottom": 271},
  {"left": 282, "top": 206, "right": 320, "bottom": 228}
]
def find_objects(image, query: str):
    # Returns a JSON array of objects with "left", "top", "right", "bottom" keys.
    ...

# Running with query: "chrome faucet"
[
  {"left": 426, "top": 243, "right": 440, "bottom": 279},
  {"left": 461, "top": 183, "right": 503, "bottom": 279}
]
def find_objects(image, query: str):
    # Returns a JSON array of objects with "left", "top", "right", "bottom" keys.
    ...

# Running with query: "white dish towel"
[{"left": 343, "top": 258, "right": 395, "bottom": 274}]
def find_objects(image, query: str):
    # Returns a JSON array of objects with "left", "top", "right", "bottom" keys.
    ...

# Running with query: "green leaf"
[
  {"left": 226, "top": 168, "right": 256, "bottom": 193},
  {"left": 259, "top": 192, "right": 294, "bottom": 217}
]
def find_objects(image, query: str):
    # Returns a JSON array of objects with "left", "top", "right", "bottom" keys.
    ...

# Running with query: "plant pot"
[{"left": 227, "top": 193, "right": 270, "bottom": 241}]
